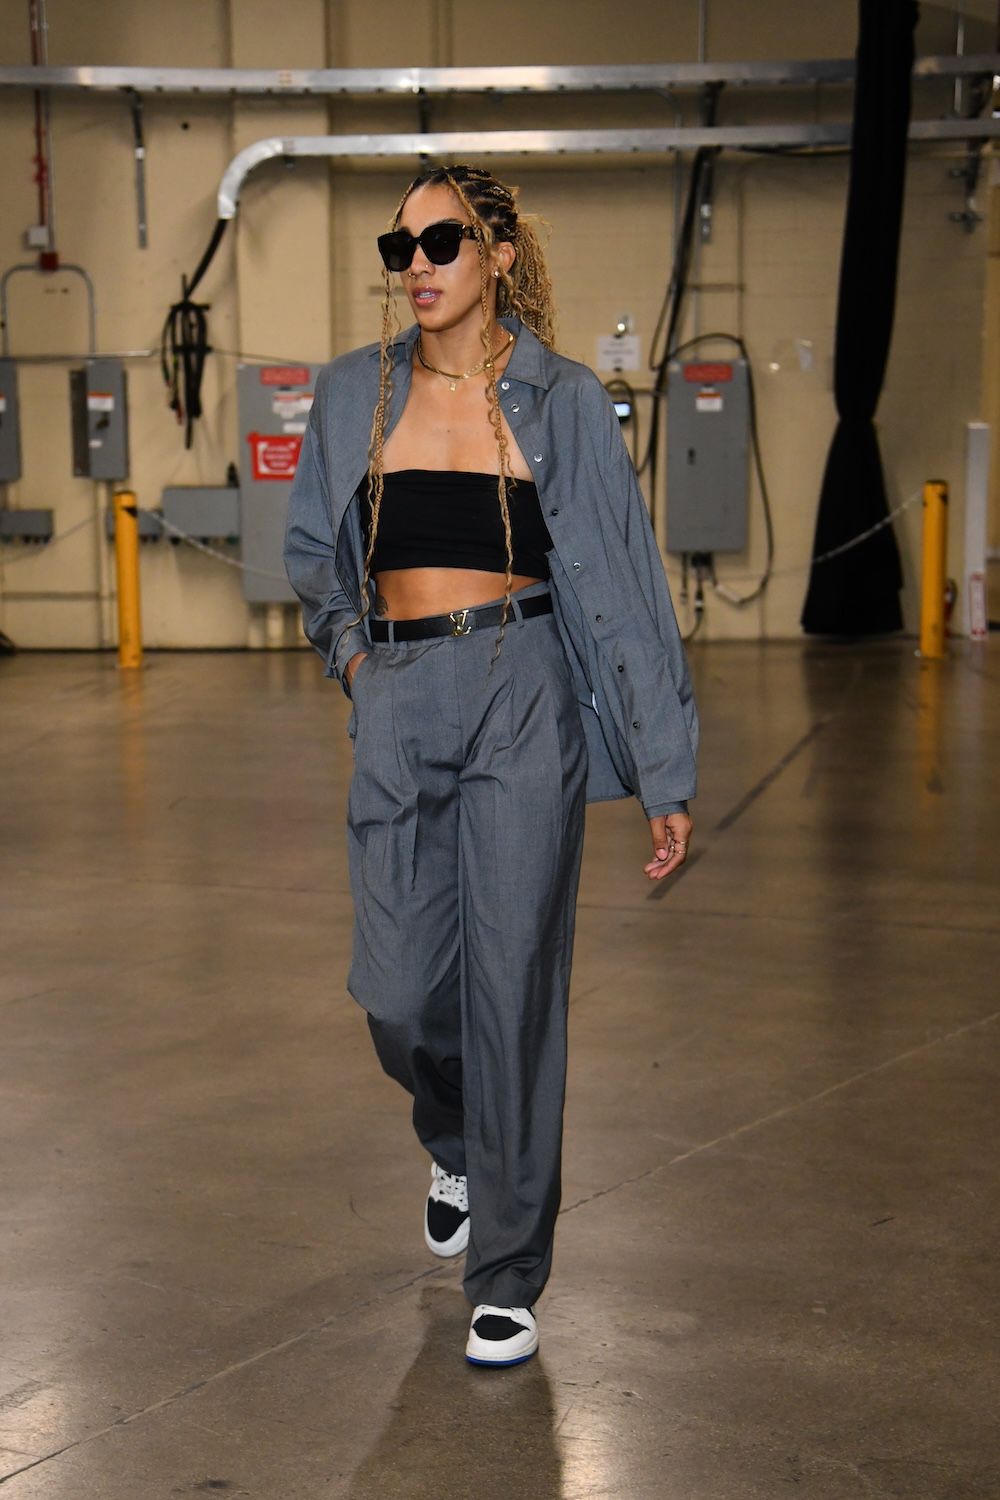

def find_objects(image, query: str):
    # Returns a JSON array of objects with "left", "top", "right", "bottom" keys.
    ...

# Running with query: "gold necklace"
[{"left": 416, "top": 331, "right": 515, "bottom": 391}]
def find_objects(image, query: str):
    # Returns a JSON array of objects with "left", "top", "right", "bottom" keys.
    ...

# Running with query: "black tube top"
[{"left": 366, "top": 470, "right": 553, "bottom": 579}]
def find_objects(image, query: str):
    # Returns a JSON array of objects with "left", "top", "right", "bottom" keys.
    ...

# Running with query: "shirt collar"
[{"left": 381, "top": 315, "right": 552, "bottom": 390}]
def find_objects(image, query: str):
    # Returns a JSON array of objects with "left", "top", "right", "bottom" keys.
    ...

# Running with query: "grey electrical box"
[
  {"left": 236, "top": 362, "right": 321, "bottom": 604},
  {"left": 666, "top": 357, "right": 749, "bottom": 553},
  {"left": 0, "top": 359, "right": 21, "bottom": 482},
  {"left": 0, "top": 508, "right": 53, "bottom": 542},
  {"left": 70, "top": 358, "right": 129, "bottom": 480},
  {"left": 163, "top": 486, "right": 241, "bottom": 541}
]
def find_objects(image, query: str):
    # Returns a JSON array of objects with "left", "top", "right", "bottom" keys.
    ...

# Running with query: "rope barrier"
[
  {"left": 668, "top": 488, "right": 923, "bottom": 589},
  {"left": 800, "top": 488, "right": 922, "bottom": 571},
  {"left": 140, "top": 507, "right": 289, "bottom": 583},
  {"left": 0, "top": 489, "right": 923, "bottom": 596},
  {"left": 0, "top": 512, "right": 97, "bottom": 566}
]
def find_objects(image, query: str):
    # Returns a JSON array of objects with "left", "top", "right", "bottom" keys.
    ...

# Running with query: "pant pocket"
[{"left": 347, "top": 650, "right": 383, "bottom": 741}]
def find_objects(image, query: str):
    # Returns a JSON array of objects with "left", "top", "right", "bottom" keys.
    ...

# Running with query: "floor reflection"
[
  {"left": 914, "top": 657, "right": 946, "bottom": 805},
  {"left": 115, "top": 666, "right": 148, "bottom": 850},
  {"left": 346, "top": 1283, "right": 563, "bottom": 1500}
]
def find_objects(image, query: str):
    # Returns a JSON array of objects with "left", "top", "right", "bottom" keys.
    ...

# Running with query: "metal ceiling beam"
[
  {"left": 217, "top": 118, "right": 1000, "bottom": 218},
  {"left": 0, "top": 55, "right": 997, "bottom": 98}
]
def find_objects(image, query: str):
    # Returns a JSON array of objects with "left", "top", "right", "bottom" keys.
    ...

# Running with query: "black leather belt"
[{"left": 369, "top": 593, "right": 553, "bottom": 642}]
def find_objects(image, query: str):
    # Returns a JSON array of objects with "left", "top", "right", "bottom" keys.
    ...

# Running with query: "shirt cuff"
[
  {"left": 642, "top": 799, "right": 689, "bottom": 818},
  {"left": 333, "top": 625, "right": 372, "bottom": 699}
]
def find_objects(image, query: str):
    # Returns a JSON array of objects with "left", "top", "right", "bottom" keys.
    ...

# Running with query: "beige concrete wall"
[{"left": 0, "top": 0, "right": 991, "bottom": 649}]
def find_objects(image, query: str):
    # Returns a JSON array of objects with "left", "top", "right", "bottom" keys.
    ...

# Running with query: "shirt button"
[
  {"left": 511, "top": 404, "right": 520, "bottom": 413},
  {"left": 549, "top": 507, "right": 559, "bottom": 516},
  {"left": 617, "top": 663, "right": 625, "bottom": 672},
  {"left": 595, "top": 614, "right": 603, "bottom": 623},
  {"left": 533, "top": 453, "right": 543, "bottom": 463},
  {"left": 632, "top": 720, "right": 641, "bottom": 729},
  {"left": 572, "top": 561, "right": 581, "bottom": 570},
  {"left": 500, "top": 381, "right": 510, "bottom": 391}
]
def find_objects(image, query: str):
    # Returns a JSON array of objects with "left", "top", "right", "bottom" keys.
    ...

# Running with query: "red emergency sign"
[
  {"left": 259, "top": 366, "right": 310, "bottom": 387},
  {"left": 683, "top": 362, "right": 734, "bottom": 383},
  {"left": 247, "top": 431, "right": 303, "bottom": 481}
]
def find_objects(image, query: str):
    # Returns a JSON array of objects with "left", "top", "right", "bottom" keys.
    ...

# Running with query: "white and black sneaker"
[
  {"left": 465, "top": 1305, "right": 539, "bottom": 1367},
  {"left": 424, "top": 1161, "right": 470, "bottom": 1258}
]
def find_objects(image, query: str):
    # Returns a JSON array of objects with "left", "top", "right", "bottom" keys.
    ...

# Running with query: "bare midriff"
[
  {"left": 344, "top": 333, "right": 546, "bottom": 683},
  {"left": 373, "top": 567, "right": 545, "bottom": 620}
]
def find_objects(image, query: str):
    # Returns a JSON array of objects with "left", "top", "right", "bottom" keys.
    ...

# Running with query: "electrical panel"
[
  {"left": 236, "top": 362, "right": 321, "bottom": 604},
  {"left": 666, "top": 358, "right": 749, "bottom": 554},
  {"left": 163, "top": 486, "right": 240, "bottom": 541},
  {"left": 0, "top": 360, "right": 21, "bottom": 482},
  {"left": 70, "top": 358, "right": 129, "bottom": 480},
  {"left": 0, "top": 508, "right": 53, "bottom": 542}
]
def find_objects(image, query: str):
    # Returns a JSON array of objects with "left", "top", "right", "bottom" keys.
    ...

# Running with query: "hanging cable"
[
  {"left": 635, "top": 81, "right": 780, "bottom": 609},
  {"left": 639, "top": 80, "right": 724, "bottom": 492},
  {"left": 639, "top": 142, "right": 720, "bottom": 484},
  {"left": 681, "top": 565, "right": 707, "bottom": 643},
  {"left": 161, "top": 298, "right": 209, "bottom": 449},
  {"left": 603, "top": 376, "right": 640, "bottom": 467},
  {"left": 160, "top": 218, "right": 229, "bottom": 449}
]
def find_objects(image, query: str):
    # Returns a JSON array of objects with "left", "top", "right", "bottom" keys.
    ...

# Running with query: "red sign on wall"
[
  {"left": 683, "top": 362, "right": 734, "bottom": 383},
  {"left": 259, "top": 366, "right": 310, "bottom": 387},
  {"left": 247, "top": 431, "right": 303, "bottom": 481}
]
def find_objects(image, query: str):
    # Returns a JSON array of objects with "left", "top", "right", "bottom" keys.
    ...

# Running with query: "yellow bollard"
[
  {"left": 919, "top": 480, "right": 948, "bottom": 660},
  {"left": 113, "top": 489, "right": 143, "bottom": 669}
]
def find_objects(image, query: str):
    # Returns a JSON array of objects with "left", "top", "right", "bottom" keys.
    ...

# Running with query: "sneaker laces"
[{"left": 431, "top": 1163, "right": 469, "bottom": 1212}]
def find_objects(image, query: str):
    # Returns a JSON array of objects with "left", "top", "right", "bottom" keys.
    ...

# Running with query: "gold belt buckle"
[{"left": 449, "top": 608, "right": 472, "bottom": 636}]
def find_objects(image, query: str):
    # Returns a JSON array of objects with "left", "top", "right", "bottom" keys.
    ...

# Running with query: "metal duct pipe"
[{"left": 215, "top": 117, "right": 1000, "bottom": 219}]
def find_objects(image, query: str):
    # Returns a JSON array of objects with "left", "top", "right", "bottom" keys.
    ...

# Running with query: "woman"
[{"left": 284, "top": 164, "right": 697, "bottom": 1368}]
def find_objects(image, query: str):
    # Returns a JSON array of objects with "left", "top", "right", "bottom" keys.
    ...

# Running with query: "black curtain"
[{"left": 801, "top": 0, "right": 918, "bottom": 636}]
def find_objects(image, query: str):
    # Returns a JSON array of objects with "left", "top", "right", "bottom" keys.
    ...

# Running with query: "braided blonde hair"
[{"left": 354, "top": 164, "right": 556, "bottom": 667}]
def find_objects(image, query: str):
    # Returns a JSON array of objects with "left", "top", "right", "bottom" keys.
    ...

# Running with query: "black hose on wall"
[{"left": 160, "top": 218, "right": 229, "bottom": 449}]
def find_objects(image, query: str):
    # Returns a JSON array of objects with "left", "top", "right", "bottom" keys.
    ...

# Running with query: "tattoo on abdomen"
[{"left": 374, "top": 592, "right": 389, "bottom": 617}]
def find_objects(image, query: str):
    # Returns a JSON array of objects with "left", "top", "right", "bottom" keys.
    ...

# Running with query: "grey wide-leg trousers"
[{"left": 345, "top": 581, "right": 588, "bottom": 1309}]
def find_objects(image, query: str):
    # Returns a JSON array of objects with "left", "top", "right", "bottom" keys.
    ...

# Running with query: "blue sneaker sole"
[{"left": 466, "top": 1347, "right": 538, "bottom": 1368}]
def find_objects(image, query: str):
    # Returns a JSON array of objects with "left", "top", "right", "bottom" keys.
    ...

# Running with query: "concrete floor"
[{"left": 0, "top": 638, "right": 997, "bottom": 1499}]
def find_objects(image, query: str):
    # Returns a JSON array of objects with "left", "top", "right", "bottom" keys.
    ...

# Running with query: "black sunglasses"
[{"left": 377, "top": 220, "right": 479, "bottom": 272}]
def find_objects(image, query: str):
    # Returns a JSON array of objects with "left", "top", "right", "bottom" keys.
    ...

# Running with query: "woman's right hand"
[{"left": 345, "top": 651, "right": 370, "bottom": 691}]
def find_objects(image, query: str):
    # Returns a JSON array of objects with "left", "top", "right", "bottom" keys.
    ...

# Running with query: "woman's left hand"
[{"left": 644, "top": 812, "right": 693, "bottom": 880}]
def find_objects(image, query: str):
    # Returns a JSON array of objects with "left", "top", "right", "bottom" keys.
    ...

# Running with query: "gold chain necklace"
[{"left": 416, "top": 331, "right": 515, "bottom": 391}]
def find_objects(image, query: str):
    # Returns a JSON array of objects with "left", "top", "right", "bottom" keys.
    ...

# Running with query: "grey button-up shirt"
[{"left": 283, "top": 317, "right": 698, "bottom": 818}]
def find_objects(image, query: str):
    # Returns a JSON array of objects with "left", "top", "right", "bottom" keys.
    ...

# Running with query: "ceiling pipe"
[
  {"left": 0, "top": 54, "right": 997, "bottom": 97},
  {"left": 215, "top": 116, "right": 1000, "bottom": 219}
]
